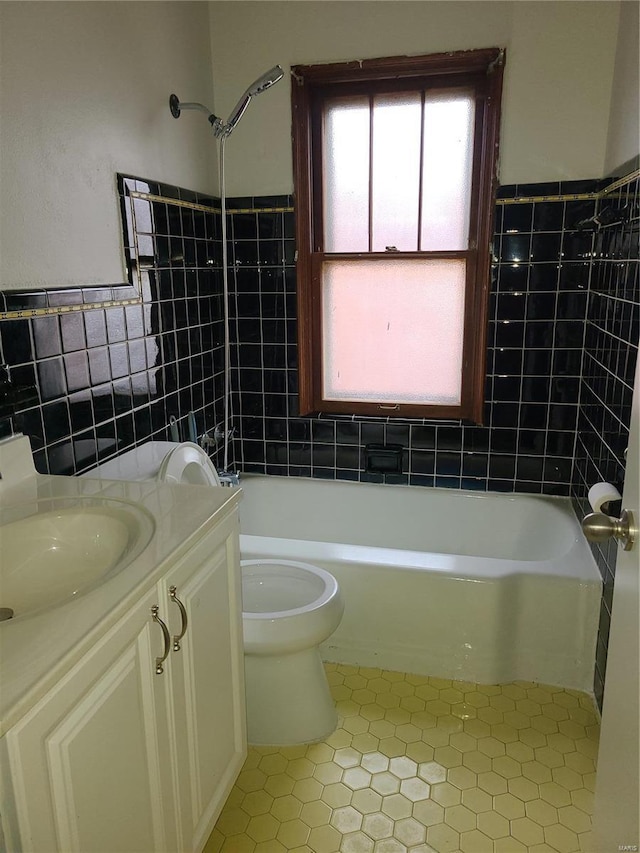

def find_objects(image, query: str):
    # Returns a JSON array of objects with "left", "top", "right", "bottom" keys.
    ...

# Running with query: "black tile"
[
  {"left": 335, "top": 422, "right": 360, "bottom": 444},
  {"left": 562, "top": 231, "right": 594, "bottom": 262},
  {"left": 519, "top": 403, "right": 548, "bottom": 430},
  {"left": 436, "top": 426, "right": 462, "bottom": 450},
  {"left": 2, "top": 320, "right": 33, "bottom": 364},
  {"left": 42, "top": 399, "right": 71, "bottom": 442},
  {"left": 502, "top": 203, "right": 533, "bottom": 234},
  {"left": 524, "top": 323, "right": 554, "bottom": 349},
  {"left": 4, "top": 291, "right": 47, "bottom": 311},
  {"left": 60, "top": 313, "right": 86, "bottom": 353},
  {"left": 336, "top": 445, "right": 361, "bottom": 469},
  {"left": 521, "top": 377, "right": 550, "bottom": 403},
  {"left": 517, "top": 181, "right": 560, "bottom": 197},
  {"left": 109, "top": 343, "right": 130, "bottom": 379},
  {"left": 527, "top": 293, "right": 556, "bottom": 321},
  {"left": 528, "top": 263, "right": 559, "bottom": 292},
  {"left": 493, "top": 376, "right": 521, "bottom": 402},
  {"left": 495, "top": 321, "right": 525, "bottom": 348},
  {"left": 556, "top": 291, "right": 587, "bottom": 320},
  {"left": 518, "top": 430, "right": 546, "bottom": 454},
  {"left": 362, "top": 423, "right": 385, "bottom": 445},
  {"left": 497, "top": 263, "right": 529, "bottom": 293},
  {"left": 68, "top": 392, "right": 94, "bottom": 432},
  {"left": 64, "top": 352, "right": 90, "bottom": 392},
  {"left": 531, "top": 233, "right": 562, "bottom": 263},
  {"left": 88, "top": 347, "right": 112, "bottom": 385},
  {"left": 491, "top": 402, "right": 519, "bottom": 428},
  {"left": 490, "top": 429, "right": 517, "bottom": 454},
  {"left": 38, "top": 358, "right": 66, "bottom": 401},
  {"left": 105, "top": 307, "right": 127, "bottom": 343},
  {"left": 493, "top": 348, "right": 523, "bottom": 375},
  {"left": 564, "top": 199, "right": 597, "bottom": 230},
  {"left": 554, "top": 321, "right": 584, "bottom": 348},
  {"left": 500, "top": 234, "right": 531, "bottom": 264},
  {"left": 462, "top": 452, "right": 488, "bottom": 477},
  {"left": 533, "top": 201, "right": 564, "bottom": 232},
  {"left": 411, "top": 450, "right": 435, "bottom": 475},
  {"left": 84, "top": 310, "right": 108, "bottom": 348},
  {"left": 33, "top": 316, "right": 62, "bottom": 359},
  {"left": 308, "top": 420, "right": 332, "bottom": 443},
  {"left": 496, "top": 293, "right": 526, "bottom": 321}
]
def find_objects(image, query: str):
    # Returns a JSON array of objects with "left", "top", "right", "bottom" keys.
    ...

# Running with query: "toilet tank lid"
[{"left": 84, "top": 441, "right": 177, "bottom": 481}]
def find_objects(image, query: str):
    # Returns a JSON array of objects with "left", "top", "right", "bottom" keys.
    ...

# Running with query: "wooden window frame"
[{"left": 291, "top": 48, "right": 505, "bottom": 423}]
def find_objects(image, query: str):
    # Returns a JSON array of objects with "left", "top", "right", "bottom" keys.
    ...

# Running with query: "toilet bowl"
[
  {"left": 242, "top": 559, "right": 344, "bottom": 745},
  {"left": 87, "top": 441, "right": 344, "bottom": 745}
]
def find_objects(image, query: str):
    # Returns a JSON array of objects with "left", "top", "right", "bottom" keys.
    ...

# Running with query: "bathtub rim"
[{"left": 240, "top": 533, "right": 602, "bottom": 583}]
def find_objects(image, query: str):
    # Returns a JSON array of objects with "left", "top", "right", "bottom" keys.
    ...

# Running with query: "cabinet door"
[
  {"left": 161, "top": 518, "right": 246, "bottom": 852},
  {"left": 4, "top": 589, "right": 177, "bottom": 853}
]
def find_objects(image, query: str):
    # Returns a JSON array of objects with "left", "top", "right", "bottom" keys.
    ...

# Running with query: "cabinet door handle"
[
  {"left": 151, "top": 605, "right": 171, "bottom": 674},
  {"left": 169, "top": 586, "right": 188, "bottom": 652}
]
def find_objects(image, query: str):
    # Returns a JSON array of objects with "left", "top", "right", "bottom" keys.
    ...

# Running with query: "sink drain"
[{"left": 0, "top": 608, "right": 15, "bottom": 622}]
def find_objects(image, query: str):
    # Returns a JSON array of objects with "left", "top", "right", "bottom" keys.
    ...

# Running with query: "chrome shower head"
[
  {"left": 224, "top": 65, "right": 284, "bottom": 136},
  {"left": 248, "top": 65, "right": 285, "bottom": 96},
  {"left": 169, "top": 65, "right": 283, "bottom": 139}
]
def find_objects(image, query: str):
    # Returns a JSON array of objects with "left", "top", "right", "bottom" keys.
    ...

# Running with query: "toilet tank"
[{"left": 83, "top": 442, "right": 176, "bottom": 481}]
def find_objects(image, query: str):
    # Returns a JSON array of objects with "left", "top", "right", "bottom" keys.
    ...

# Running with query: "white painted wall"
[
  {"left": 605, "top": 0, "right": 640, "bottom": 174},
  {"left": 0, "top": 1, "right": 627, "bottom": 292},
  {"left": 207, "top": 0, "right": 620, "bottom": 196},
  {"left": 0, "top": 1, "right": 217, "bottom": 291}
]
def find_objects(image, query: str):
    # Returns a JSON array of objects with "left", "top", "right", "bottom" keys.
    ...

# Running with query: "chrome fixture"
[
  {"left": 217, "top": 471, "right": 240, "bottom": 487},
  {"left": 151, "top": 605, "right": 171, "bottom": 674},
  {"left": 169, "top": 586, "right": 188, "bottom": 652},
  {"left": 169, "top": 65, "right": 283, "bottom": 139},
  {"left": 582, "top": 509, "right": 636, "bottom": 551}
]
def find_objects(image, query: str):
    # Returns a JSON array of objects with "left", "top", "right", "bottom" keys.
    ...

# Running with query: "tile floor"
[{"left": 204, "top": 663, "right": 600, "bottom": 853}]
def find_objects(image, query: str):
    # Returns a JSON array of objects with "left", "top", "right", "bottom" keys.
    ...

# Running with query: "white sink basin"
[{"left": 0, "top": 497, "right": 155, "bottom": 621}]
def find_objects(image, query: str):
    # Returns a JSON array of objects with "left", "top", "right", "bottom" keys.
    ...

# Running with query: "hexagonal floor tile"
[{"left": 206, "top": 663, "right": 599, "bottom": 853}]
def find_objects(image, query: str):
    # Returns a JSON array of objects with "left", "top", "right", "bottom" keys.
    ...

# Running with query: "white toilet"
[
  {"left": 88, "top": 441, "right": 344, "bottom": 745},
  {"left": 242, "top": 559, "right": 343, "bottom": 745}
]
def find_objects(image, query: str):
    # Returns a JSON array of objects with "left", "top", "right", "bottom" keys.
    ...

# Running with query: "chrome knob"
[{"left": 582, "top": 510, "right": 636, "bottom": 551}]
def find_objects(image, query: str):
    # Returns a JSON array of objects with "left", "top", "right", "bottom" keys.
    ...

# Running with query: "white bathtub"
[{"left": 238, "top": 475, "right": 601, "bottom": 692}]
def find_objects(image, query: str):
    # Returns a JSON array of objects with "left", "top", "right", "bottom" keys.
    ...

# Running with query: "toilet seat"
[{"left": 157, "top": 442, "right": 221, "bottom": 486}]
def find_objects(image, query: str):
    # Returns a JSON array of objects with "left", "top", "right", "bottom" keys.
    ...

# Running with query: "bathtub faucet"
[{"left": 218, "top": 470, "right": 240, "bottom": 487}]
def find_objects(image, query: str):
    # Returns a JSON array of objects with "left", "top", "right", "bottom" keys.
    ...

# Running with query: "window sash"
[
  {"left": 293, "top": 49, "right": 504, "bottom": 422},
  {"left": 321, "top": 257, "right": 468, "bottom": 405},
  {"left": 322, "top": 88, "right": 476, "bottom": 255}
]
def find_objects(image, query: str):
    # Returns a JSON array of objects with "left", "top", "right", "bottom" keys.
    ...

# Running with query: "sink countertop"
[{"left": 0, "top": 473, "right": 241, "bottom": 736}]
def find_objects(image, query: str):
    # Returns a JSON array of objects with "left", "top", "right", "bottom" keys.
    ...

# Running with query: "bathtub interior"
[
  {"left": 237, "top": 476, "right": 602, "bottom": 694},
  {"left": 238, "top": 475, "right": 578, "bottom": 561}
]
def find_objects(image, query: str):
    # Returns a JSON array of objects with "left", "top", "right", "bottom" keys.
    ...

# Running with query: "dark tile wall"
[
  {"left": 570, "top": 172, "right": 640, "bottom": 707},
  {"left": 232, "top": 180, "right": 606, "bottom": 496},
  {"left": 0, "top": 176, "right": 230, "bottom": 475},
  {"left": 1, "top": 170, "right": 638, "bottom": 710}
]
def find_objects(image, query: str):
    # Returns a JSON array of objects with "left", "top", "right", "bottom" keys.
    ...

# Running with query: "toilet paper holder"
[{"left": 582, "top": 509, "right": 636, "bottom": 551}]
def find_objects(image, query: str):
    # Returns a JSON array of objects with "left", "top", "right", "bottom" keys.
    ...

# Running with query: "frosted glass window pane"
[
  {"left": 420, "top": 93, "right": 474, "bottom": 251},
  {"left": 324, "top": 97, "right": 370, "bottom": 252},
  {"left": 371, "top": 93, "right": 422, "bottom": 252},
  {"left": 322, "top": 259, "right": 466, "bottom": 404}
]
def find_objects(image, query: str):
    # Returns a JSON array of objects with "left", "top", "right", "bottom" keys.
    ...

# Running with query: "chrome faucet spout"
[{"left": 217, "top": 470, "right": 240, "bottom": 487}]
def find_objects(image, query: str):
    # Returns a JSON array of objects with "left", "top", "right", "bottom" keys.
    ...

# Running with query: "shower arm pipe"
[
  {"left": 169, "top": 95, "right": 225, "bottom": 136},
  {"left": 170, "top": 65, "right": 283, "bottom": 140}
]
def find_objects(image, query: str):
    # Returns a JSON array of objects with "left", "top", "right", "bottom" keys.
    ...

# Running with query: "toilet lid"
[{"left": 158, "top": 442, "right": 221, "bottom": 486}]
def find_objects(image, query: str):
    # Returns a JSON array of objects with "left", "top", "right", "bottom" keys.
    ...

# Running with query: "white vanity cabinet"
[{"left": 0, "top": 508, "right": 246, "bottom": 853}]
